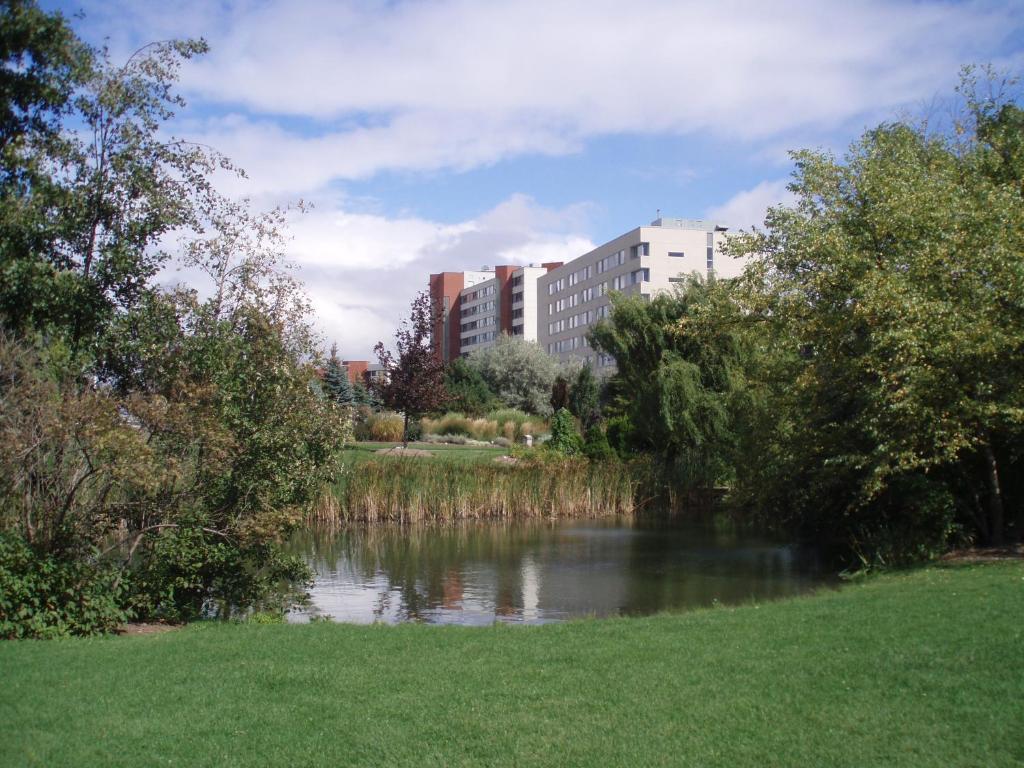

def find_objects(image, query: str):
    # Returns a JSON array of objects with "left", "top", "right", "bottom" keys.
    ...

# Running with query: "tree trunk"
[
  {"left": 982, "top": 437, "right": 1004, "bottom": 546},
  {"left": 403, "top": 412, "right": 409, "bottom": 449}
]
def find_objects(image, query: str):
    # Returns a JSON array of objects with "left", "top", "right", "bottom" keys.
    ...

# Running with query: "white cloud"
[
  {"left": 75, "top": 0, "right": 1024, "bottom": 182},
  {"left": 260, "top": 194, "right": 595, "bottom": 357},
  {"left": 706, "top": 179, "right": 796, "bottom": 231}
]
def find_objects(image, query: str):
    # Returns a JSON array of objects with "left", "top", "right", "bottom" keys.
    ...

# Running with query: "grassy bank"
[
  {"left": 312, "top": 446, "right": 640, "bottom": 524},
  {"left": 2, "top": 562, "right": 1022, "bottom": 767}
]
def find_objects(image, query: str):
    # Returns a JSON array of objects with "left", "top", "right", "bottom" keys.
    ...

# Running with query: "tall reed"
[{"left": 308, "top": 456, "right": 641, "bottom": 524}]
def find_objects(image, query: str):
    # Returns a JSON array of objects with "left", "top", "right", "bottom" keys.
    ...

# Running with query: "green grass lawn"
[{"left": 2, "top": 562, "right": 1022, "bottom": 767}]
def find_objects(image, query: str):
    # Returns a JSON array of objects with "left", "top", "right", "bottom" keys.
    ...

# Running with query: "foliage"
[
  {"left": 589, "top": 275, "right": 759, "bottom": 489},
  {"left": 467, "top": 333, "right": 559, "bottom": 416},
  {"left": 374, "top": 292, "right": 448, "bottom": 444},
  {"left": 583, "top": 424, "right": 616, "bottom": 461},
  {"left": 2, "top": 25, "right": 223, "bottom": 355},
  {"left": 0, "top": 531, "right": 127, "bottom": 639},
  {"left": 0, "top": 5, "right": 344, "bottom": 630},
  {"left": 727, "top": 69, "right": 1024, "bottom": 557},
  {"left": 549, "top": 374, "right": 570, "bottom": 412},
  {"left": 568, "top": 364, "right": 601, "bottom": 431},
  {"left": 546, "top": 408, "right": 584, "bottom": 456},
  {"left": 324, "top": 343, "right": 355, "bottom": 406},
  {"left": 443, "top": 357, "right": 497, "bottom": 416}
]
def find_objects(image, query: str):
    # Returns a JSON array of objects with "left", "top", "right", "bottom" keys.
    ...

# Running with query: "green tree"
[
  {"left": 0, "top": 4, "right": 346, "bottom": 632},
  {"left": 443, "top": 356, "right": 496, "bottom": 416},
  {"left": 547, "top": 408, "right": 583, "bottom": 456},
  {"left": 324, "top": 343, "right": 355, "bottom": 406},
  {"left": 589, "top": 275, "right": 757, "bottom": 489},
  {"left": 467, "top": 334, "right": 559, "bottom": 416},
  {"left": 568, "top": 364, "right": 601, "bottom": 431},
  {"left": 729, "top": 70, "right": 1024, "bottom": 556}
]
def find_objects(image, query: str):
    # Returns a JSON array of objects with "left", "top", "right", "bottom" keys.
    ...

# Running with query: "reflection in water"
[{"left": 286, "top": 518, "right": 827, "bottom": 625}]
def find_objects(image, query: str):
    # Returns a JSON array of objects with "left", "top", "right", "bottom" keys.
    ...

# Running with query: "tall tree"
[
  {"left": 324, "top": 342, "right": 355, "bottom": 406},
  {"left": 568, "top": 364, "right": 601, "bottom": 431},
  {"left": 729, "top": 69, "right": 1024, "bottom": 554},
  {"left": 589, "top": 275, "right": 758, "bottom": 489},
  {"left": 374, "top": 292, "right": 447, "bottom": 445}
]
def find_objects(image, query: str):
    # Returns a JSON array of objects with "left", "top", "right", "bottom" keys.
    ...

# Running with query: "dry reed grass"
[{"left": 308, "top": 456, "right": 640, "bottom": 524}]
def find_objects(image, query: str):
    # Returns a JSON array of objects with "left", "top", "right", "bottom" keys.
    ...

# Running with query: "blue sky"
[{"left": 47, "top": 0, "right": 1024, "bottom": 356}]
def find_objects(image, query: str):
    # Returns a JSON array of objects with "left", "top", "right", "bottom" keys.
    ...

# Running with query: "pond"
[{"left": 286, "top": 518, "right": 830, "bottom": 625}]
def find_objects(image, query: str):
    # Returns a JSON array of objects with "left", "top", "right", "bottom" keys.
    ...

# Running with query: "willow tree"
[{"left": 589, "top": 275, "right": 759, "bottom": 490}]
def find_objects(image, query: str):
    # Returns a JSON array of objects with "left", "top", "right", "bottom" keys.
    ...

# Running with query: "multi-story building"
[
  {"left": 537, "top": 218, "right": 738, "bottom": 368},
  {"left": 342, "top": 360, "right": 387, "bottom": 386},
  {"left": 430, "top": 263, "right": 559, "bottom": 362}
]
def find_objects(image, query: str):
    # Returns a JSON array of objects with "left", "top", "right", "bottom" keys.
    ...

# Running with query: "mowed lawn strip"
[{"left": 1, "top": 562, "right": 1022, "bottom": 767}]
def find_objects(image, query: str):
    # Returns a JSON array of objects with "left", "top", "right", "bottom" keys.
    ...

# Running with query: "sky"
[{"left": 46, "top": 0, "right": 1024, "bottom": 358}]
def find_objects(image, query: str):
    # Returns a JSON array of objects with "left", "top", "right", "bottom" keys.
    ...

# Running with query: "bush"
[
  {"left": 605, "top": 415, "right": 636, "bottom": 457},
  {"left": 0, "top": 532, "right": 128, "bottom": 639},
  {"left": 583, "top": 425, "right": 616, "bottom": 461},
  {"left": 126, "top": 524, "right": 312, "bottom": 623},
  {"left": 492, "top": 437, "right": 512, "bottom": 448},
  {"left": 547, "top": 408, "right": 584, "bottom": 456}
]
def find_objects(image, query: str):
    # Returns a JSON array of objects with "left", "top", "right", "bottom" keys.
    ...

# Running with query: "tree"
[
  {"left": 1, "top": 18, "right": 224, "bottom": 355},
  {"left": 374, "top": 292, "right": 448, "bottom": 445},
  {"left": 324, "top": 343, "right": 355, "bottom": 406},
  {"left": 589, "top": 275, "right": 758, "bottom": 489},
  {"left": 547, "top": 408, "right": 583, "bottom": 456},
  {"left": 728, "top": 69, "right": 1024, "bottom": 556},
  {"left": 568, "top": 364, "right": 601, "bottom": 431},
  {"left": 467, "top": 333, "right": 559, "bottom": 416},
  {"left": 0, "top": 5, "right": 346, "bottom": 632},
  {"left": 443, "top": 356, "right": 496, "bottom": 416}
]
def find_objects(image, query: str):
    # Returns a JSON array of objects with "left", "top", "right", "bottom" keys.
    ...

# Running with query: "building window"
[
  {"left": 668, "top": 251, "right": 684, "bottom": 258},
  {"left": 630, "top": 268, "right": 649, "bottom": 285},
  {"left": 631, "top": 242, "right": 649, "bottom": 259}
]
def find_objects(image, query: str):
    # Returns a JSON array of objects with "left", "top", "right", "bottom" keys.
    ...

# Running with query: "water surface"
[{"left": 287, "top": 518, "right": 828, "bottom": 625}]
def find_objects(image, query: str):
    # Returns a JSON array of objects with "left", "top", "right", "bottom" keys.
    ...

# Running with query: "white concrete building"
[{"left": 537, "top": 218, "right": 740, "bottom": 369}]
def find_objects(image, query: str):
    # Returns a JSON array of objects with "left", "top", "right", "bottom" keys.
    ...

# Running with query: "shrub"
[
  {"left": 492, "top": 437, "right": 512, "bottom": 448},
  {"left": 583, "top": 425, "right": 616, "bottom": 461},
  {"left": 547, "top": 408, "right": 584, "bottom": 456},
  {"left": 0, "top": 532, "right": 128, "bottom": 639}
]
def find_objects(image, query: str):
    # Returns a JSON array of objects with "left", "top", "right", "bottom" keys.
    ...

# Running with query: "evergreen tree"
[{"left": 324, "top": 343, "right": 354, "bottom": 405}]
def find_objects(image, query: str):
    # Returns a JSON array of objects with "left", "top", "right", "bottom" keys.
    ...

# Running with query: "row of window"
[
  {"left": 547, "top": 270, "right": 648, "bottom": 316},
  {"left": 512, "top": 290, "right": 523, "bottom": 304},
  {"left": 546, "top": 305, "right": 611, "bottom": 336},
  {"left": 547, "top": 336, "right": 590, "bottom": 354},
  {"left": 465, "top": 284, "right": 496, "bottom": 302},
  {"left": 463, "top": 330, "right": 496, "bottom": 346},
  {"left": 546, "top": 243, "right": 650, "bottom": 297},
  {"left": 460, "top": 300, "right": 495, "bottom": 318},
  {"left": 461, "top": 315, "right": 496, "bottom": 333}
]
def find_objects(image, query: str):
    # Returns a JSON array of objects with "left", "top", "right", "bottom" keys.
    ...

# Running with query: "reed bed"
[{"left": 308, "top": 456, "right": 640, "bottom": 524}]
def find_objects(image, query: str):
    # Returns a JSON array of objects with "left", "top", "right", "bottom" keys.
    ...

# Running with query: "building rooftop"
[{"left": 649, "top": 217, "right": 728, "bottom": 231}]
